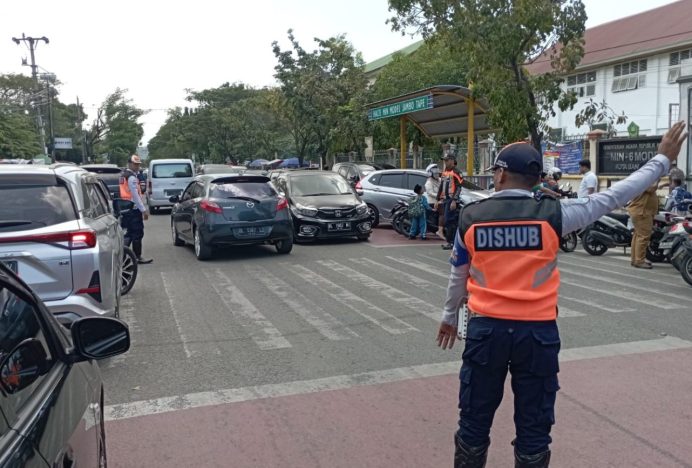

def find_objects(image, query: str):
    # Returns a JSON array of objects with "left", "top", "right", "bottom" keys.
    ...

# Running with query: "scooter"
[
  {"left": 581, "top": 214, "right": 632, "bottom": 256},
  {"left": 391, "top": 199, "right": 441, "bottom": 236}
]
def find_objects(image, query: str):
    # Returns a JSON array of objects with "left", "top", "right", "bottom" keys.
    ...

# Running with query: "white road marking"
[
  {"left": 561, "top": 269, "right": 686, "bottom": 306},
  {"left": 417, "top": 253, "right": 449, "bottom": 265},
  {"left": 559, "top": 295, "right": 635, "bottom": 314},
  {"left": 386, "top": 256, "right": 449, "bottom": 279},
  {"left": 107, "top": 295, "right": 138, "bottom": 368},
  {"left": 556, "top": 306, "right": 586, "bottom": 318},
  {"left": 290, "top": 264, "right": 418, "bottom": 335},
  {"left": 559, "top": 257, "right": 687, "bottom": 291},
  {"left": 105, "top": 336, "right": 692, "bottom": 421},
  {"left": 160, "top": 272, "right": 194, "bottom": 359},
  {"left": 318, "top": 259, "right": 440, "bottom": 321},
  {"left": 245, "top": 266, "right": 357, "bottom": 341},
  {"left": 352, "top": 257, "right": 446, "bottom": 290},
  {"left": 204, "top": 269, "right": 291, "bottom": 350},
  {"left": 560, "top": 277, "right": 678, "bottom": 310}
]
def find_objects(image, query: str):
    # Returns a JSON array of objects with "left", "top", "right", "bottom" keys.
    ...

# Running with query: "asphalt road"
[{"left": 101, "top": 212, "right": 692, "bottom": 467}]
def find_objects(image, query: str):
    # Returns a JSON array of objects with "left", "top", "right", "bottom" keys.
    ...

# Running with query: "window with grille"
[
  {"left": 611, "top": 59, "right": 647, "bottom": 93},
  {"left": 669, "top": 103, "right": 680, "bottom": 128},
  {"left": 566, "top": 71, "right": 596, "bottom": 97},
  {"left": 669, "top": 49, "right": 691, "bottom": 83}
]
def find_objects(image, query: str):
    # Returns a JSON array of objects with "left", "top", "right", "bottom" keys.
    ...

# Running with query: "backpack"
[{"left": 408, "top": 195, "right": 424, "bottom": 218}]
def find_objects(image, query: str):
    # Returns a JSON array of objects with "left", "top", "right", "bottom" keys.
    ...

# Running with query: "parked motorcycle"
[
  {"left": 391, "top": 199, "right": 441, "bottom": 236},
  {"left": 659, "top": 217, "right": 692, "bottom": 285}
]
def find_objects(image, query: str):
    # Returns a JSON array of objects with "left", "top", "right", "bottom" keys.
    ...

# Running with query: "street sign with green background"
[{"left": 368, "top": 94, "right": 434, "bottom": 121}]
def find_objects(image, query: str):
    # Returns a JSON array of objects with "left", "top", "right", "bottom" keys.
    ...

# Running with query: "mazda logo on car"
[{"left": 246, "top": 202, "right": 255, "bottom": 208}]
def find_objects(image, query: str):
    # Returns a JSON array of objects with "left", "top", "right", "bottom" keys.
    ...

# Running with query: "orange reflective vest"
[
  {"left": 460, "top": 197, "right": 562, "bottom": 321},
  {"left": 439, "top": 168, "right": 463, "bottom": 200},
  {"left": 119, "top": 169, "right": 143, "bottom": 201}
]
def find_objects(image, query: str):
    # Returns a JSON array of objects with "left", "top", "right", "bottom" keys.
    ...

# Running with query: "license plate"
[
  {"left": 1, "top": 260, "right": 18, "bottom": 274},
  {"left": 658, "top": 241, "right": 674, "bottom": 249},
  {"left": 234, "top": 226, "right": 269, "bottom": 237},
  {"left": 165, "top": 189, "right": 182, "bottom": 197},
  {"left": 328, "top": 222, "right": 351, "bottom": 232}
]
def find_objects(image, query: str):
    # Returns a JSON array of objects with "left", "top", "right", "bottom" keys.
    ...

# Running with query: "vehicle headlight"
[
  {"left": 356, "top": 203, "right": 368, "bottom": 215},
  {"left": 295, "top": 203, "right": 318, "bottom": 217}
]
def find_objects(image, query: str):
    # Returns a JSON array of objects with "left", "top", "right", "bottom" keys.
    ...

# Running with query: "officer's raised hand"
[{"left": 658, "top": 121, "right": 688, "bottom": 162}]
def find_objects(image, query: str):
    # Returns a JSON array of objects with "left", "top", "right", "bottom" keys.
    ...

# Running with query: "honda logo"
[
  {"left": 246, "top": 202, "right": 255, "bottom": 208},
  {"left": 335, "top": 210, "right": 342, "bottom": 218}
]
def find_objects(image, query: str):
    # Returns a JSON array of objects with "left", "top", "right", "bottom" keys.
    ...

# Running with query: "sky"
[{"left": 0, "top": 0, "right": 680, "bottom": 144}]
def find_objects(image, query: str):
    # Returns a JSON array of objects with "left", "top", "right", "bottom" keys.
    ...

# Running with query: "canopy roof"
[{"left": 366, "top": 85, "right": 491, "bottom": 139}]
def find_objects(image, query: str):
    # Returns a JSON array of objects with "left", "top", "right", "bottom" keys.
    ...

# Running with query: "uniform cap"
[{"left": 489, "top": 142, "right": 542, "bottom": 176}]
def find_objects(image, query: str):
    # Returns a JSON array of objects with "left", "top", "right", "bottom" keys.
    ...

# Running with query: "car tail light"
[
  {"left": 355, "top": 181, "right": 362, "bottom": 190},
  {"left": 277, "top": 197, "right": 288, "bottom": 211},
  {"left": 200, "top": 200, "right": 223, "bottom": 214},
  {"left": 77, "top": 271, "right": 102, "bottom": 302},
  {"left": 0, "top": 230, "right": 97, "bottom": 250}
]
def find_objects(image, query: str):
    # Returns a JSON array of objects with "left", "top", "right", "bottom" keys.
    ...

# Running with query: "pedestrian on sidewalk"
[
  {"left": 119, "top": 155, "right": 153, "bottom": 264},
  {"left": 436, "top": 122, "right": 687, "bottom": 468},
  {"left": 667, "top": 177, "right": 692, "bottom": 215},
  {"left": 577, "top": 159, "right": 598, "bottom": 198},
  {"left": 408, "top": 184, "right": 429, "bottom": 240},
  {"left": 627, "top": 163, "right": 660, "bottom": 269}
]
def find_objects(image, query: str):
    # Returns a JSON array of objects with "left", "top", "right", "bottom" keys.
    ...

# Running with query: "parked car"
[
  {"left": 0, "top": 261, "right": 130, "bottom": 467},
  {"left": 358, "top": 169, "right": 490, "bottom": 226},
  {"left": 81, "top": 164, "right": 121, "bottom": 198},
  {"left": 170, "top": 174, "right": 294, "bottom": 260},
  {"left": 0, "top": 164, "right": 124, "bottom": 321},
  {"left": 272, "top": 171, "right": 372, "bottom": 241},
  {"left": 197, "top": 164, "right": 247, "bottom": 175},
  {"left": 332, "top": 162, "right": 383, "bottom": 187},
  {"left": 147, "top": 159, "right": 195, "bottom": 213}
]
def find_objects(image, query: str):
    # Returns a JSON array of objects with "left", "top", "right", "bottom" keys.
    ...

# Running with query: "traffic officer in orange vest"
[
  {"left": 437, "top": 122, "right": 687, "bottom": 468},
  {"left": 437, "top": 152, "right": 464, "bottom": 249},
  {"left": 120, "top": 155, "right": 153, "bottom": 264}
]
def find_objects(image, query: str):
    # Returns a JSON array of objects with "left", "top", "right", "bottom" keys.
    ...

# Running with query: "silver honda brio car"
[{"left": 0, "top": 164, "right": 124, "bottom": 322}]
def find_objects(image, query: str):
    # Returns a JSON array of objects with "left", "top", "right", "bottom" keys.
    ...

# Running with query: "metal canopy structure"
[{"left": 366, "top": 85, "right": 491, "bottom": 174}]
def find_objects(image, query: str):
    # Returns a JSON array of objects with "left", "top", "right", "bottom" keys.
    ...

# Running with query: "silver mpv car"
[{"left": 0, "top": 164, "right": 123, "bottom": 322}]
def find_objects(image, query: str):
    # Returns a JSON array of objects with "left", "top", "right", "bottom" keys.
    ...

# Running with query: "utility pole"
[
  {"left": 77, "top": 96, "right": 88, "bottom": 164},
  {"left": 12, "top": 33, "right": 49, "bottom": 158}
]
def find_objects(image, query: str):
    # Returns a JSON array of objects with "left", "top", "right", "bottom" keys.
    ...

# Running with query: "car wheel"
[
  {"left": 172, "top": 222, "right": 185, "bottom": 246},
  {"left": 681, "top": 255, "right": 692, "bottom": 287},
  {"left": 150, "top": 205, "right": 159, "bottom": 214},
  {"left": 275, "top": 237, "right": 294, "bottom": 254},
  {"left": 120, "top": 247, "right": 138, "bottom": 296},
  {"left": 367, "top": 204, "right": 380, "bottom": 228},
  {"left": 357, "top": 234, "right": 371, "bottom": 241},
  {"left": 194, "top": 228, "right": 212, "bottom": 260}
]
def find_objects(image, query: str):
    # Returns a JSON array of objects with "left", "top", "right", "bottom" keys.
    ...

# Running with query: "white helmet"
[
  {"left": 547, "top": 167, "right": 562, "bottom": 181},
  {"left": 426, "top": 163, "right": 440, "bottom": 178}
]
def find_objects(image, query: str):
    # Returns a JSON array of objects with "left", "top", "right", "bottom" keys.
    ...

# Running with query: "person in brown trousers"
[{"left": 627, "top": 171, "right": 660, "bottom": 269}]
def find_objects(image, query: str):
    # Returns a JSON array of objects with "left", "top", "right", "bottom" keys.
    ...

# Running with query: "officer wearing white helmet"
[{"left": 425, "top": 163, "right": 441, "bottom": 205}]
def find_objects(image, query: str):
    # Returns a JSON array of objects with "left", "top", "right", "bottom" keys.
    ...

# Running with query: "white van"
[{"left": 147, "top": 159, "right": 195, "bottom": 212}]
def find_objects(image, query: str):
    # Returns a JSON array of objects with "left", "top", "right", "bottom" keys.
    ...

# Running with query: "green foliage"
[
  {"left": 388, "top": 0, "right": 587, "bottom": 150},
  {"left": 88, "top": 89, "right": 144, "bottom": 166},
  {"left": 0, "top": 111, "right": 41, "bottom": 158},
  {"left": 272, "top": 31, "right": 369, "bottom": 163},
  {"left": 369, "top": 37, "right": 469, "bottom": 149},
  {"left": 574, "top": 98, "right": 627, "bottom": 137}
]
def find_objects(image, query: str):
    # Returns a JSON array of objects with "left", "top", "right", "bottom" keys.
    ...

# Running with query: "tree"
[
  {"left": 388, "top": 0, "right": 587, "bottom": 151},
  {"left": 0, "top": 74, "right": 42, "bottom": 158},
  {"left": 369, "top": 36, "right": 469, "bottom": 150},
  {"left": 88, "top": 89, "right": 144, "bottom": 166},
  {"left": 272, "top": 31, "right": 369, "bottom": 164}
]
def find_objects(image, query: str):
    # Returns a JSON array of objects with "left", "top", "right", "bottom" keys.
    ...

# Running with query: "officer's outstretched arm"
[{"left": 442, "top": 231, "right": 469, "bottom": 326}]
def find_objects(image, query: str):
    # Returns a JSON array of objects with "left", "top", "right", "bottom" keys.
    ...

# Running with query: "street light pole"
[{"left": 12, "top": 33, "right": 49, "bottom": 158}]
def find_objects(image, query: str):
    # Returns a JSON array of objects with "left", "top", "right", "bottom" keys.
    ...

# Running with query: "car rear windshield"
[
  {"left": 83, "top": 167, "right": 121, "bottom": 174},
  {"left": 290, "top": 175, "right": 352, "bottom": 196},
  {"left": 152, "top": 163, "right": 193, "bottom": 178},
  {"left": 0, "top": 177, "right": 77, "bottom": 232},
  {"left": 210, "top": 182, "right": 276, "bottom": 199}
]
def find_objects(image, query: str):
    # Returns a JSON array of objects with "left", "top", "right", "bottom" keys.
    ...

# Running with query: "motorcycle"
[
  {"left": 658, "top": 217, "right": 692, "bottom": 285},
  {"left": 554, "top": 184, "right": 578, "bottom": 252},
  {"left": 390, "top": 199, "right": 441, "bottom": 236}
]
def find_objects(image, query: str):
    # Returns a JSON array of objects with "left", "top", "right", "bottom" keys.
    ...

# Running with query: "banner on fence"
[{"left": 541, "top": 140, "right": 583, "bottom": 174}]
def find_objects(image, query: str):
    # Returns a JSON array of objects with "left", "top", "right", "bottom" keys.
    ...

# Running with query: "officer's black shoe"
[
  {"left": 454, "top": 435, "right": 489, "bottom": 468},
  {"left": 137, "top": 257, "right": 153, "bottom": 264},
  {"left": 442, "top": 243, "right": 453, "bottom": 250},
  {"left": 514, "top": 449, "right": 551, "bottom": 467}
]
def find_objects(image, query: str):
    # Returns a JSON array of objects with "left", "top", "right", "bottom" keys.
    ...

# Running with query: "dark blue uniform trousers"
[
  {"left": 457, "top": 316, "right": 560, "bottom": 456},
  {"left": 121, "top": 210, "right": 145, "bottom": 257}
]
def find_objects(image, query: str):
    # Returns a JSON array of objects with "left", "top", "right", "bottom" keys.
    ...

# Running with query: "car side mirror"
[
  {"left": 0, "top": 339, "right": 49, "bottom": 394},
  {"left": 70, "top": 317, "right": 130, "bottom": 361},
  {"left": 169, "top": 195, "right": 180, "bottom": 203},
  {"left": 112, "top": 198, "right": 135, "bottom": 214}
]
